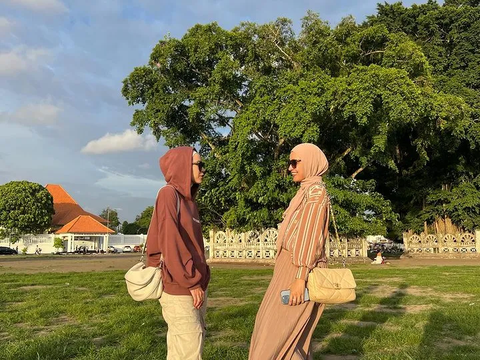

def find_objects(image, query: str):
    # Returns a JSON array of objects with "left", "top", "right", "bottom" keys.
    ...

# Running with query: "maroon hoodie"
[{"left": 146, "top": 147, "right": 210, "bottom": 295}]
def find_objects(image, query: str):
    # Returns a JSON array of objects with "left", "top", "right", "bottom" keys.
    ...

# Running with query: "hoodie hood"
[{"left": 160, "top": 146, "right": 194, "bottom": 200}]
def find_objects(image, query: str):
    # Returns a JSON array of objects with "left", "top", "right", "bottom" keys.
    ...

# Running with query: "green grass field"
[{"left": 1, "top": 265, "right": 480, "bottom": 360}]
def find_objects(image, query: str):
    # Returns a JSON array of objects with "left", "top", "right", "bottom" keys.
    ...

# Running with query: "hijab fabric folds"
[{"left": 277, "top": 143, "right": 329, "bottom": 249}]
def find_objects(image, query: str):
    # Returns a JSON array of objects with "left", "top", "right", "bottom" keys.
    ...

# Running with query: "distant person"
[
  {"left": 146, "top": 147, "right": 210, "bottom": 360},
  {"left": 249, "top": 143, "right": 330, "bottom": 360},
  {"left": 371, "top": 251, "right": 385, "bottom": 265}
]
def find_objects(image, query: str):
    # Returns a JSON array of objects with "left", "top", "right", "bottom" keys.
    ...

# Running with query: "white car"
[{"left": 123, "top": 246, "right": 133, "bottom": 253}]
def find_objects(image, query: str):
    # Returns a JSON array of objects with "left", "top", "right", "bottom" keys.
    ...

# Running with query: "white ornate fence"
[
  {"left": 403, "top": 230, "right": 480, "bottom": 255},
  {"left": 207, "top": 229, "right": 368, "bottom": 261}
]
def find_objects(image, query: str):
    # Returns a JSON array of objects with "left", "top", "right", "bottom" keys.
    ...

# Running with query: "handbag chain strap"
[
  {"left": 329, "top": 204, "right": 347, "bottom": 268},
  {"left": 140, "top": 185, "right": 180, "bottom": 266}
]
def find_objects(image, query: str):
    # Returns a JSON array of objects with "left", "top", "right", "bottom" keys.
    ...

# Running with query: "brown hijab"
[{"left": 277, "top": 143, "right": 329, "bottom": 249}]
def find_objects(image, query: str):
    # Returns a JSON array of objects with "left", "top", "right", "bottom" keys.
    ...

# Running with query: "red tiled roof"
[
  {"left": 55, "top": 215, "right": 115, "bottom": 234},
  {"left": 46, "top": 184, "right": 107, "bottom": 226}
]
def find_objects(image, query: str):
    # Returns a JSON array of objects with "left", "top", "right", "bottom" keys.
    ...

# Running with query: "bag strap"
[
  {"left": 329, "top": 203, "right": 347, "bottom": 268},
  {"left": 140, "top": 185, "right": 180, "bottom": 264}
]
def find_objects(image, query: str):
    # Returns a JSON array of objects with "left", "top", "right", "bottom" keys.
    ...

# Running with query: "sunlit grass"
[{"left": 1, "top": 265, "right": 480, "bottom": 359}]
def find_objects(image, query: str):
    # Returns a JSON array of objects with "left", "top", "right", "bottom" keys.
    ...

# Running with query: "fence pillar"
[
  {"left": 476, "top": 230, "right": 480, "bottom": 254},
  {"left": 209, "top": 230, "right": 214, "bottom": 260},
  {"left": 362, "top": 238, "right": 368, "bottom": 258},
  {"left": 403, "top": 232, "right": 409, "bottom": 253}
]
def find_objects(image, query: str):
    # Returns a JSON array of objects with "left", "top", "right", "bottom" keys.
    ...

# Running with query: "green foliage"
[
  {"left": 0, "top": 181, "right": 54, "bottom": 242},
  {"left": 122, "top": 2, "right": 479, "bottom": 238},
  {"left": 99, "top": 208, "right": 120, "bottom": 231},
  {"left": 53, "top": 237, "right": 64, "bottom": 251},
  {"left": 135, "top": 206, "right": 153, "bottom": 230}
]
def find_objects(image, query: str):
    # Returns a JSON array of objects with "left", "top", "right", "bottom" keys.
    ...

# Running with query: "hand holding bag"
[
  {"left": 124, "top": 186, "right": 179, "bottom": 301},
  {"left": 307, "top": 206, "right": 357, "bottom": 304}
]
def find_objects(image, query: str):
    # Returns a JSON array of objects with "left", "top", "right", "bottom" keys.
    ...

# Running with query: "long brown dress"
[{"left": 249, "top": 249, "right": 325, "bottom": 359}]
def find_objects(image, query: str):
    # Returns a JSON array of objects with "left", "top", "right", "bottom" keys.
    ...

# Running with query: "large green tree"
[
  {"left": 367, "top": 0, "right": 480, "bottom": 232},
  {"left": 99, "top": 208, "right": 120, "bottom": 231},
  {"left": 0, "top": 181, "right": 54, "bottom": 242},
  {"left": 122, "top": 3, "right": 478, "bottom": 238}
]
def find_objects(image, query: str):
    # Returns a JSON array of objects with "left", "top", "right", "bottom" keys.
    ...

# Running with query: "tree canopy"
[
  {"left": 122, "top": 1, "right": 480, "bottom": 238},
  {"left": 99, "top": 208, "right": 120, "bottom": 231},
  {"left": 0, "top": 181, "right": 55, "bottom": 242}
]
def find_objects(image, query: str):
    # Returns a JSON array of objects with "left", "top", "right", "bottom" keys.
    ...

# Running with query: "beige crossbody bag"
[
  {"left": 307, "top": 206, "right": 357, "bottom": 304},
  {"left": 124, "top": 185, "right": 179, "bottom": 301}
]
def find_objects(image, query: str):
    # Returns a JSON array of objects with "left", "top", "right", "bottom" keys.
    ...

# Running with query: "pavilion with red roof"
[{"left": 46, "top": 184, "right": 114, "bottom": 252}]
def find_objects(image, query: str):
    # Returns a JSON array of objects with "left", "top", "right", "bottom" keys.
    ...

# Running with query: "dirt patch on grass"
[
  {"left": 321, "top": 356, "right": 360, "bottom": 360},
  {"left": 374, "top": 304, "right": 434, "bottom": 313},
  {"left": 51, "top": 315, "right": 75, "bottom": 325},
  {"left": 16, "top": 285, "right": 53, "bottom": 290},
  {"left": 0, "top": 332, "right": 12, "bottom": 340},
  {"left": 240, "top": 275, "right": 272, "bottom": 281},
  {"left": 341, "top": 320, "right": 377, "bottom": 327},
  {"left": 361, "top": 285, "right": 473, "bottom": 302},
  {"left": 92, "top": 336, "right": 106, "bottom": 346},
  {"left": 359, "top": 277, "right": 404, "bottom": 283},
  {"left": 406, "top": 287, "right": 473, "bottom": 301},
  {"left": 207, "top": 297, "right": 251, "bottom": 308},
  {"left": 326, "top": 302, "right": 433, "bottom": 313},
  {"left": 312, "top": 333, "right": 359, "bottom": 352},
  {"left": 339, "top": 319, "right": 402, "bottom": 331},
  {"left": 436, "top": 338, "right": 477, "bottom": 350},
  {"left": 328, "top": 303, "right": 359, "bottom": 311}
]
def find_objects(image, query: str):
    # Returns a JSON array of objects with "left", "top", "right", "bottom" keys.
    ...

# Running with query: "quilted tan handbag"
[
  {"left": 306, "top": 206, "right": 357, "bottom": 304},
  {"left": 124, "top": 186, "right": 179, "bottom": 302},
  {"left": 307, "top": 268, "right": 356, "bottom": 304}
]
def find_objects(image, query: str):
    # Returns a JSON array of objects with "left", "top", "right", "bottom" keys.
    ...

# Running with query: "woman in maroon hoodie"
[{"left": 146, "top": 146, "right": 210, "bottom": 360}]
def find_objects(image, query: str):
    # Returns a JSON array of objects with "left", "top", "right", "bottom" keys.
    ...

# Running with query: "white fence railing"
[
  {"left": 207, "top": 229, "right": 368, "bottom": 261},
  {"left": 403, "top": 230, "right": 480, "bottom": 255}
]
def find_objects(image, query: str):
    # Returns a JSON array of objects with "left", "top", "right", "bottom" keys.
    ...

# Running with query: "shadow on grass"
[
  {"left": 416, "top": 306, "right": 480, "bottom": 360},
  {"left": 314, "top": 283, "right": 409, "bottom": 359}
]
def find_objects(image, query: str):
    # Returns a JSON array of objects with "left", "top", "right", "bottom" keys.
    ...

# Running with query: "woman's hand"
[
  {"left": 190, "top": 287, "right": 205, "bottom": 309},
  {"left": 288, "top": 279, "right": 306, "bottom": 306}
]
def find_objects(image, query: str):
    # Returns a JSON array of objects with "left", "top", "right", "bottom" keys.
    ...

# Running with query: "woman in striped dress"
[{"left": 249, "top": 143, "right": 330, "bottom": 360}]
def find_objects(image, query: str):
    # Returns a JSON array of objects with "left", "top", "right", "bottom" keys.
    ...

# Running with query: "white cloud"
[
  {"left": 0, "top": 17, "right": 15, "bottom": 37},
  {"left": 95, "top": 167, "right": 164, "bottom": 198},
  {"left": 138, "top": 163, "right": 151, "bottom": 169},
  {"left": 5, "top": 0, "right": 68, "bottom": 14},
  {"left": 81, "top": 129, "right": 158, "bottom": 154},
  {"left": 0, "top": 101, "right": 62, "bottom": 126},
  {"left": 0, "top": 47, "right": 52, "bottom": 76}
]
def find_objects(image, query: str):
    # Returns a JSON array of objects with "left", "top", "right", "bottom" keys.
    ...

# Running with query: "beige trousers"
[{"left": 159, "top": 292, "right": 207, "bottom": 360}]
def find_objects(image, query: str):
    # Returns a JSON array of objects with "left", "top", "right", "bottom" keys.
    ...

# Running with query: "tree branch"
[
  {"left": 268, "top": 27, "right": 300, "bottom": 69},
  {"left": 351, "top": 165, "right": 367, "bottom": 179},
  {"left": 362, "top": 50, "right": 385, "bottom": 56},
  {"left": 332, "top": 147, "right": 352, "bottom": 165}
]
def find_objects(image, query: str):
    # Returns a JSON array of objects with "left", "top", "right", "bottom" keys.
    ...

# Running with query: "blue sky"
[{"left": 0, "top": 0, "right": 432, "bottom": 223}]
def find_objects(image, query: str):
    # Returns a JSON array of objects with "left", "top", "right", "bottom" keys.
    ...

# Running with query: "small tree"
[
  {"left": 0, "top": 181, "right": 54, "bottom": 242},
  {"left": 53, "top": 237, "right": 64, "bottom": 253},
  {"left": 99, "top": 207, "right": 120, "bottom": 231},
  {"left": 135, "top": 206, "right": 154, "bottom": 230}
]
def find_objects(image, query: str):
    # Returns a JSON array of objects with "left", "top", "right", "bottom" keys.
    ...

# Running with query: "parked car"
[
  {"left": 133, "top": 245, "right": 142, "bottom": 253},
  {"left": 74, "top": 246, "right": 98, "bottom": 254},
  {"left": 123, "top": 245, "right": 133, "bottom": 253},
  {"left": 107, "top": 245, "right": 118, "bottom": 253},
  {"left": 0, "top": 246, "right": 17, "bottom": 255}
]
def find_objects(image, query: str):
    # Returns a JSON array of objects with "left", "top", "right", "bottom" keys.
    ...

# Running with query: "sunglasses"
[
  {"left": 288, "top": 159, "right": 301, "bottom": 169},
  {"left": 193, "top": 161, "right": 206, "bottom": 172}
]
